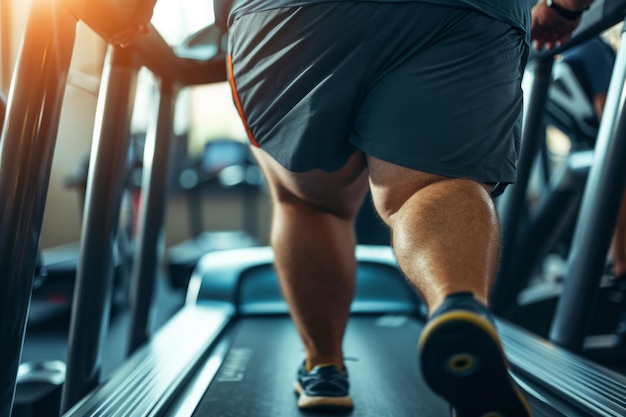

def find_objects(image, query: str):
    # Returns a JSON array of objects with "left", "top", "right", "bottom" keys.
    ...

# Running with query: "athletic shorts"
[{"left": 227, "top": 2, "right": 529, "bottom": 184}]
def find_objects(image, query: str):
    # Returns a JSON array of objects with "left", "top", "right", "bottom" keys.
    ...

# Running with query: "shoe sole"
[
  {"left": 294, "top": 380, "right": 354, "bottom": 411},
  {"left": 419, "top": 311, "right": 532, "bottom": 417}
]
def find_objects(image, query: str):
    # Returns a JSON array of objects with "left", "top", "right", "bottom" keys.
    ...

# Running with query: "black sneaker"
[
  {"left": 419, "top": 292, "right": 532, "bottom": 417},
  {"left": 294, "top": 362, "right": 354, "bottom": 411}
]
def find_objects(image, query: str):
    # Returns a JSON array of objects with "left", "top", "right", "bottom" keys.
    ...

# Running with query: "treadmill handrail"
[
  {"left": 61, "top": 0, "right": 156, "bottom": 42},
  {"left": 2, "top": 2, "right": 223, "bottom": 416},
  {"left": 131, "top": 25, "right": 227, "bottom": 86},
  {"left": 61, "top": 0, "right": 227, "bottom": 86}
]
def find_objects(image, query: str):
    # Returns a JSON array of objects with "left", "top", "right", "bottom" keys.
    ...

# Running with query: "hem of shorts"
[
  {"left": 352, "top": 142, "right": 516, "bottom": 185},
  {"left": 259, "top": 146, "right": 354, "bottom": 174}
]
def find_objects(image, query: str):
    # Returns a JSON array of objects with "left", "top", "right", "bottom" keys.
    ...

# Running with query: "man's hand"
[
  {"left": 108, "top": 0, "right": 157, "bottom": 48},
  {"left": 531, "top": 0, "right": 582, "bottom": 50}
]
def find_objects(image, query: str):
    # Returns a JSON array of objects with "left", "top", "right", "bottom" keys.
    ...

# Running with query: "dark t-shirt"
[{"left": 226, "top": 0, "right": 531, "bottom": 41}]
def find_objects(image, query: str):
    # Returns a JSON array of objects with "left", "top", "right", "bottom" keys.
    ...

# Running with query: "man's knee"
[
  {"left": 252, "top": 147, "right": 369, "bottom": 220},
  {"left": 367, "top": 157, "right": 437, "bottom": 224},
  {"left": 368, "top": 159, "right": 493, "bottom": 227}
]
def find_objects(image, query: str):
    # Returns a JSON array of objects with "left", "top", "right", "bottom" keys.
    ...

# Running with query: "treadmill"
[
  {"left": 1, "top": 1, "right": 626, "bottom": 417},
  {"left": 60, "top": 246, "right": 626, "bottom": 416}
]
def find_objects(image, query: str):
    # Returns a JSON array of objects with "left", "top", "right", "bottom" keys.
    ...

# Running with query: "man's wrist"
[{"left": 546, "top": 0, "right": 590, "bottom": 20}]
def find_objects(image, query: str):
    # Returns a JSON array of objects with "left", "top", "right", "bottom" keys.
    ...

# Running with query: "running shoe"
[
  {"left": 294, "top": 362, "right": 354, "bottom": 411},
  {"left": 419, "top": 292, "right": 532, "bottom": 417}
]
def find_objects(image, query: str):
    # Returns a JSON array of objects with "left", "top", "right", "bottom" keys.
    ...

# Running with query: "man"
[
  {"left": 221, "top": 0, "right": 593, "bottom": 415},
  {"left": 116, "top": 0, "right": 591, "bottom": 415}
]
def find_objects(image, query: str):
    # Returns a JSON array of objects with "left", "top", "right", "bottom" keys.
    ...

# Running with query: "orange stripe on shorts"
[{"left": 228, "top": 54, "right": 259, "bottom": 147}]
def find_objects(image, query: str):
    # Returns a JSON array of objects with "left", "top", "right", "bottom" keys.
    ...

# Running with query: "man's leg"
[
  {"left": 251, "top": 147, "right": 369, "bottom": 369},
  {"left": 367, "top": 158, "right": 499, "bottom": 312},
  {"left": 367, "top": 156, "right": 531, "bottom": 416}
]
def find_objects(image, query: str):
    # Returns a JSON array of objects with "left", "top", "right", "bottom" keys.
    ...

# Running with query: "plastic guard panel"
[{"left": 187, "top": 245, "right": 423, "bottom": 316}]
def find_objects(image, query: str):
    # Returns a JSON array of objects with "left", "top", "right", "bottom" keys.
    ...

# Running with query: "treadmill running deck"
[{"left": 191, "top": 315, "right": 556, "bottom": 417}]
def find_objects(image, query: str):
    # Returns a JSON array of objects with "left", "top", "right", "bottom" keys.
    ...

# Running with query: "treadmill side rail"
[
  {"left": 499, "top": 319, "right": 626, "bottom": 416},
  {"left": 62, "top": 304, "right": 234, "bottom": 417}
]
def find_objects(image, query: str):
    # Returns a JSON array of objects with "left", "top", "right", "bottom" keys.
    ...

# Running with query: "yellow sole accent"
[
  {"left": 447, "top": 353, "right": 476, "bottom": 374},
  {"left": 419, "top": 311, "right": 501, "bottom": 351}
]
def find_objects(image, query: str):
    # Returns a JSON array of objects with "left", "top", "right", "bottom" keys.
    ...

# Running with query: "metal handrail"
[
  {"left": 61, "top": 0, "right": 226, "bottom": 85},
  {"left": 0, "top": 0, "right": 226, "bottom": 416}
]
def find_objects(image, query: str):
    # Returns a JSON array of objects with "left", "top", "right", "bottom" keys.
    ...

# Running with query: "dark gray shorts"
[{"left": 228, "top": 2, "right": 528, "bottom": 184}]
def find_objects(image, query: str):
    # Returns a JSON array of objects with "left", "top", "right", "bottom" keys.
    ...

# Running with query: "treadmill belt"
[{"left": 192, "top": 315, "right": 561, "bottom": 416}]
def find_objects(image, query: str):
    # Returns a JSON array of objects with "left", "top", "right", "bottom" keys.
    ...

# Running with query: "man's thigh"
[{"left": 251, "top": 147, "right": 369, "bottom": 219}]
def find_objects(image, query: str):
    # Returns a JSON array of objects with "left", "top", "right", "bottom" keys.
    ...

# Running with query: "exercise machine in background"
[
  {"left": 166, "top": 138, "right": 261, "bottom": 289},
  {"left": 494, "top": 0, "right": 626, "bottom": 368}
]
